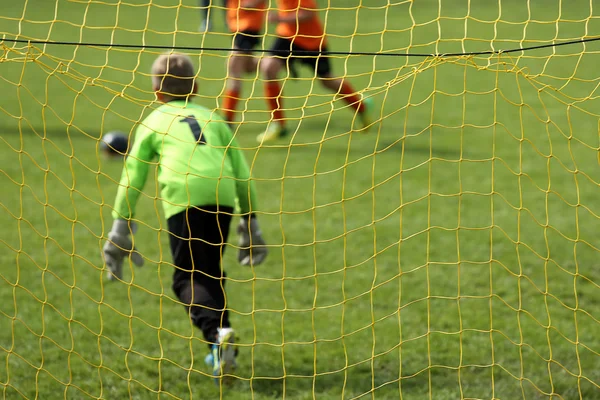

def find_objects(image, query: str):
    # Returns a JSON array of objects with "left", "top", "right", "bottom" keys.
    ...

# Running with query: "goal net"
[{"left": 1, "top": 0, "right": 599, "bottom": 399}]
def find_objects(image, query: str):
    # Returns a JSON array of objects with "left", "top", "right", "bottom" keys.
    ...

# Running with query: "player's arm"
[
  {"left": 221, "top": 124, "right": 267, "bottom": 266},
  {"left": 112, "top": 125, "right": 156, "bottom": 220},
  {"left": 223, "top": 128, "right": 257, "bottom": 217},
  {"left": 103, "top": 124, "right": 156, "bottom": 280}
]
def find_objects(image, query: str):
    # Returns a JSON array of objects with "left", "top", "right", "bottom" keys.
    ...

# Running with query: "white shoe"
[{"left": 256, "top": 122, "right": 289, "bottom": 143}]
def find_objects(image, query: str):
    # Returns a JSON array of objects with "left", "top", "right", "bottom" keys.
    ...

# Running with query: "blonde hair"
[{"left": 151, "top": 53, "right": 196, "bottom": 99}]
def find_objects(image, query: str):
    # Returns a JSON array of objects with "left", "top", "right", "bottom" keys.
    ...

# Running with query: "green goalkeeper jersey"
[{"left": 112, "top": 100, "right": 258, "bottom": 220}]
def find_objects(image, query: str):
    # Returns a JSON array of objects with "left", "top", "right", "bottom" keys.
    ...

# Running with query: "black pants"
[
  {"left": 167, "top": 205, "right": 233, "bottom": 342},
  {"left": 269, "top": 37, "right": 332, "bottom": 78},
  {"left": 199, "top": 0, "right": 227, "bottom": 23},
  {"left": 233, "top": 30, "right": 261, "bottom": 52}
]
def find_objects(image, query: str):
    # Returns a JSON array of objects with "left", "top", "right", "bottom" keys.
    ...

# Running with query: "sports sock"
[
  {"left": 221, "top": 88, "right": 240, "bottom": 123},
  {"left": 264, "top": 81, "right": 285, "bottom": 124},
  {"left": 339, "top": 81, "right": 365, "bottom": 113}
]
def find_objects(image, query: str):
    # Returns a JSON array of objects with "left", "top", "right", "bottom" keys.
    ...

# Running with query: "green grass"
[{"left": 1, "top": 0, "right": 599, "bottom": 399}]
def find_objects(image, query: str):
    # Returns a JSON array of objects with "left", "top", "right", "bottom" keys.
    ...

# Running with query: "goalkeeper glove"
[
  {"left": 237, "top": 217, "right": 267, "bottom": 266},
  {"left": 102, "top": 219, "right": 144, "bottom": 280}
]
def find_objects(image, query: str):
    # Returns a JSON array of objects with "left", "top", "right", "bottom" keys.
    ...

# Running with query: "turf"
[{"left": 1, "top": 0, "right": 599, "bottom": 399}]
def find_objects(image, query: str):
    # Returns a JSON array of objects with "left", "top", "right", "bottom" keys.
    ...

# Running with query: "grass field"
[{"left": 1, "top": 0, "right": 600, "bottom": 399}]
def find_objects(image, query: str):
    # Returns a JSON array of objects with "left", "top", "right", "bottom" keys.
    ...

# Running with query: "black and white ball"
[{"left": 101, "top": 131, "right": 129, "bottom": 158}]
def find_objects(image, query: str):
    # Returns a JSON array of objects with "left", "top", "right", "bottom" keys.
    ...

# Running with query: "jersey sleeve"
[
  {"left": 111, "top": 123, "right": 156, "bottom": 220},
  {"left": 222, "top": 125, "right": 258, "bottom": 215}
]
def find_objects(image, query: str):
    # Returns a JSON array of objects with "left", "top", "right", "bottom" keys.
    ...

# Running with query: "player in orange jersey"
[
  {"left": 221, "top": 0, "right": 267, "bottom": 126},
  {"left": 257, "top": 0, "right": 373, "bottom": 143}
]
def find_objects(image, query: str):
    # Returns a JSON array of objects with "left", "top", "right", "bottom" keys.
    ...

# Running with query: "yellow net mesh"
[{"left": 1, "top": 0, "right": 599, "bottom": 399}]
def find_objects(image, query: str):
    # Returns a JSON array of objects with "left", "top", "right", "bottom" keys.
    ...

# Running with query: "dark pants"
[
  {"left": 167, "top": 205, "right": 233, "bottom": 343},
  {"left": 269, "top": 37, "right": 332, "bottom": 78},
  {"left": 199, "top": 0, "right": 211, "bottom": 12},
  {"left": 199, "top": 0, "right": 226, "bottom": 22}
]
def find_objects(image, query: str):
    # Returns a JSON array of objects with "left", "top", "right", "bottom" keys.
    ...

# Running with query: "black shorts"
[
  {"left": 233, "top": 30, "right": 261, "bottom": 52},
  {"left": 269, "top": 37, "right": 332, "bottom": 78},
  {"left": 167, "top": 205, "right": 233, "bottom": 298}
]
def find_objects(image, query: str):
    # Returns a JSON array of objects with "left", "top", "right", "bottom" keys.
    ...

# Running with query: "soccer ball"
[{"left": 101, "top": 131, "right": 129, "bottom": 158}]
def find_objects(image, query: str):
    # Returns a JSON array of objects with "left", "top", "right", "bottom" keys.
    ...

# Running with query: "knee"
[
  {"left": 261, "top": 58, "right": 281, "bottom": 80},
  {"left": 244, "top": 56, "right": 259, "bottom": 75},
  {"left": 172, "top": 279, "right": 189, "bottom": 304},
  {"left": 228, "top": 54, "right": 243, "bottom": 74},
  {"left": 226, "top": 78, "right": 242, "bottom": 92},
  {"left": 188, "top": 303, "right": 203, "bottom": 325}
]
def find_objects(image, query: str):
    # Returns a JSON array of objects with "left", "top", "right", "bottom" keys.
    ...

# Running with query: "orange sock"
[
  {"left": 264, "top": 82, "right": 284, "bottom": 124},
  {"left": 339, "top": 82, "right": 364, "bottom": 113},
  {"left": 222, "top": 88, "right": 240, "bottom": 123}
]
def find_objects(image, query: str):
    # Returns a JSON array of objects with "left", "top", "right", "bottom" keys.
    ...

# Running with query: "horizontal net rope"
[
  {"left": 1, "top": 1, "right": 599, "bottom": 399},
  {"left": 3, "top": 36, "right": 600, "bottom": 57}
]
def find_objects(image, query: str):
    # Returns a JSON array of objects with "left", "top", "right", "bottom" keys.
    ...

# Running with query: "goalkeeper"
[
  {"left": 257, "top": 0, "right": 373, "bottom": 143},
  {"left": 221, "top": 0, "right": 267, "bottom": 126},
  {"left": 102, "top": 52, "right": 267, "bottom": 379}
]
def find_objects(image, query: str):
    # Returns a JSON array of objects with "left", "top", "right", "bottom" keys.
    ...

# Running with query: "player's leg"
[
  {"left": 190, "top": 206, "right": 237, "bottom": 381},
  {"left": 222, "top": 52, "right": 247, "bottom": 127},
  {"left": 320, "top": 76, "right": 373, "bottom": 131},
  {"left": 168, "top": 206, "right": 236, "bottom": 380},
  {"left": 222, "top": 31, "right": 261, "bottom": 126},
  {"left": 199, "top": 0, "right": 212, "bottom": 32},
  {"left": 257, "top": 38, "right": 291, "bottom": 143},
  {"left": 168, "top": 206, "right": 233, "bottom": 343},
  {"left": 313, "top": 51, "right": 374, "bottom": 131}
]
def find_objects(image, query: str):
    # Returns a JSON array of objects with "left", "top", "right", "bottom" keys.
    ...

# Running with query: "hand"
[
  {"left": 237, "top": 217, "right": 268, "bottom": 266},
  {"left": 102, "top": 219, "right": 144, "bottom": 280}
]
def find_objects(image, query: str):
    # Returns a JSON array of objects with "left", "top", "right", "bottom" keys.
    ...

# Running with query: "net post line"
[{"left": 1, "top": 36, "right": 600, "bottom": 58}]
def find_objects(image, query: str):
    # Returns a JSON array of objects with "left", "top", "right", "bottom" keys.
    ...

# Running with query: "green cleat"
[
  {"left": 358, "top": 96, "right": 375, "bottom": 132},
  {"left": 256, "top": 122, "right": 289, "bottom": 144}
]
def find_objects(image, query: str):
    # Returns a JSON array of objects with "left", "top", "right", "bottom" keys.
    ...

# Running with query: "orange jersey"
[
  {"left": 275, "top": 0, "right": 326, "bottom": 50},
  {"left": 227, "top": 0, "right": 266, "bottom": 33}
]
